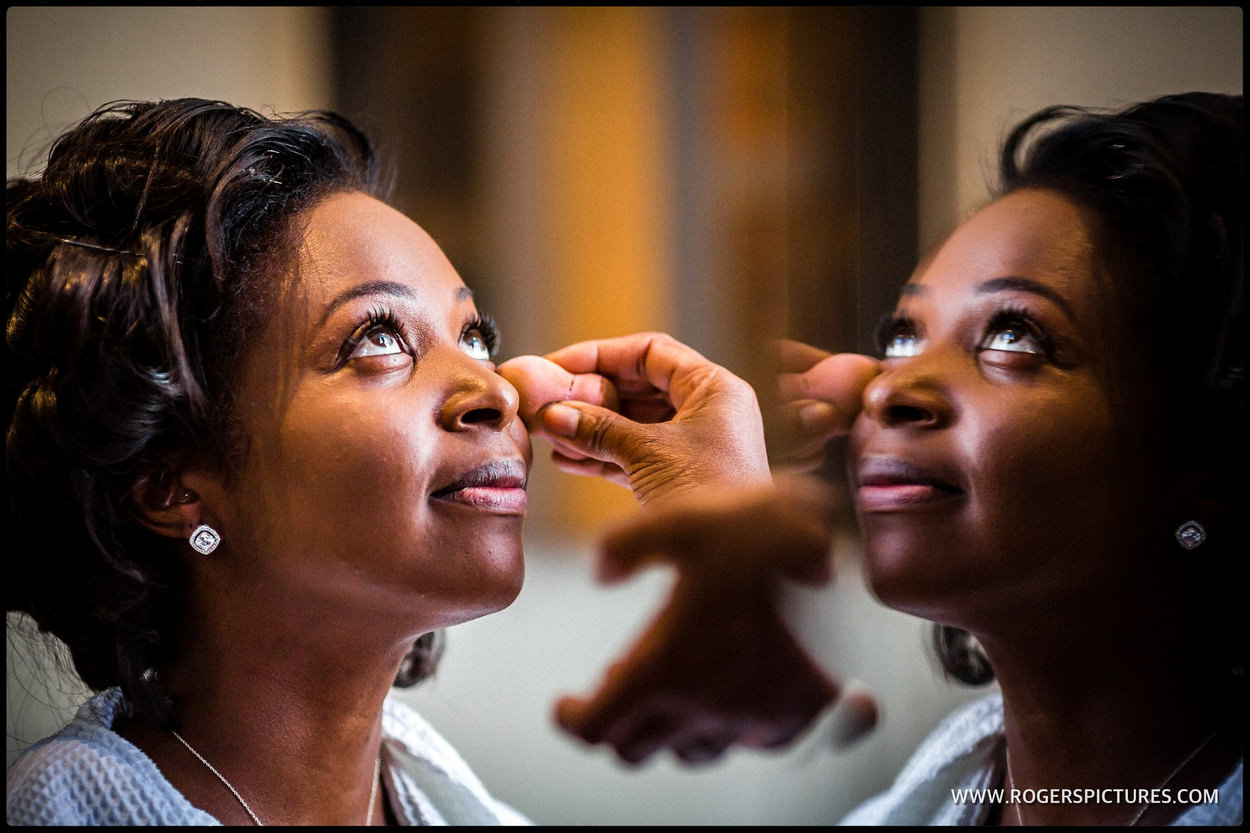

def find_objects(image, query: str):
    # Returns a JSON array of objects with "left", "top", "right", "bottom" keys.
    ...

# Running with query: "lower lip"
[
  {"left": 431, "top": 486, "right": 528, "bottom": 515},
  {"left": 856, "top": 484, "right": 962, "bottom": 512}
]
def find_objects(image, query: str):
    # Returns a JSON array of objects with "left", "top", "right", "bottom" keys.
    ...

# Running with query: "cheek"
[
  {"left": 964, "top": 388, "right": 1153, "bottom": 559},
  {"left": 288, "top": 402, "right": 435, "bottom": 514},
  {"left": 231, "top": 391, "right": 525, "bottom": 624},
  {"left": 858, "top": 387, "right": 1143, "bottom": 620},
  {"left": 232, "top": 393, "right": 441, "bottom": 565}
]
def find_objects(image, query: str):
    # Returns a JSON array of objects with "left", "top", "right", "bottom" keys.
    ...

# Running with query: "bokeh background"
[{"left": 6, "top": 6, "right": 1242, "bottom": 825}]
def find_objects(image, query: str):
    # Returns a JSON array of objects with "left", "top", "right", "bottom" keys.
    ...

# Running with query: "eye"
[
  {"left": 982, "top": 326, "right": 1040, "bottom": 353},
  {"left": 460, "top": 330, "right": 491, "bottom": 361},
  {"left": 876, "top": 314, "right": 925, "bottom": 359},
  {"left": 339, "top": 307, "right": 411, "bottom": 366},
  {"left": 979, "top": 309, "right": 1050, "bottom": 356},
  {"left": 460, "top": 313, "right": 500, "bottom": 361},
  {"left": 352, "top": 325, "right": 405, "bottom": 359}
]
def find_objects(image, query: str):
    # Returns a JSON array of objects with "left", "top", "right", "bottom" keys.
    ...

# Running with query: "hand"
[
  {"left": 770, "top": 340, "right": 880, "bottom": 472},
  {"left": 499, "top": 333, "right": 770, "bottom": 505},
  {"left": 495, "top": 353, "right": 627, "bottom": 484},
  {"left": 555, "top": 476, "right": 870, "bottom": 765}
]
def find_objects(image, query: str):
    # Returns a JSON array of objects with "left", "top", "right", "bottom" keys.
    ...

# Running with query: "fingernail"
[
  {"left": 541, "top": 402, "right": 580, "bottom": 438},
  {"left": 798, "top": 401, "right": 835, "bottom": 434}
]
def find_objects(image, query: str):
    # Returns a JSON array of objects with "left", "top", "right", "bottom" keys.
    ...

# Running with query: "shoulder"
[
  {"left": 840, "top": 692, "right": 1004, "bottom": 826},
  {"left": 1173, "top": 758, "right": 1242, "bottom": 826},
  {"left": 381, "top": 693, "right": 532, "bottom": 825},
  {"left": 6, "top": 689, "right": 216, "bottom": 826}
]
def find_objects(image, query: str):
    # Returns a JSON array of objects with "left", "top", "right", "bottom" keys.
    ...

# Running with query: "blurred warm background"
[{"left": 7, "top": 6, "right": 1242, "bottom": 825}]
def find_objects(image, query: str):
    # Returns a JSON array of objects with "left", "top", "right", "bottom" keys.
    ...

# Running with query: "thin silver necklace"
[
  {"left": 1006, "top": 729, "right": 1217, "bottom": 827},
  {"left": 171, "top": 730, "right": 380, "bottom": 826}
]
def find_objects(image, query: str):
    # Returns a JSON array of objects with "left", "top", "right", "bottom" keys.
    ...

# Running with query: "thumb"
[{"left": 538, "top": 401, "right": 649, "bottom": 469}]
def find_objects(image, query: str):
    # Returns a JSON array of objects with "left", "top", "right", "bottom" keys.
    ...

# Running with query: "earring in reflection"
[
  {"left": 189, "top": 523, "right": 221, "bottom": 555},
  {"left": 1174, "top": 520, "right": 1206, "bottom": 550}
]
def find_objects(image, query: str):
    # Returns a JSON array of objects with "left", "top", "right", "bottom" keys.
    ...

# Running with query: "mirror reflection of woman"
[{"left": 514, "top": 92, "right": 1244, "bottom": 826}]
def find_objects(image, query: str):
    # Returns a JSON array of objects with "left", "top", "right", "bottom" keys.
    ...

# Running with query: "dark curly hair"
[
  {"left": 934, "top": 92, "right": 1243, "bottom": 687},
  {"left": 6, "top": 98, "right": 443, "bottom": 727}
]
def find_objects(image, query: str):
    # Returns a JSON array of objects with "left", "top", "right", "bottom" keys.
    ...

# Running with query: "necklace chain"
[
  {"left": 171, "top": 730, "right": 380, "bottom": 826},
  {"left": 1006, "top": 729, "right": 1216, "bottom": 827}
]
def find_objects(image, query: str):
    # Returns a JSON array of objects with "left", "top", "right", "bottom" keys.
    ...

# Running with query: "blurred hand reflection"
[
  {"left": 554, "top": 475, "right": 867, "bottom": 765},
  {"left": 769, "top": 340, "right": 880, "bottom": 472}
]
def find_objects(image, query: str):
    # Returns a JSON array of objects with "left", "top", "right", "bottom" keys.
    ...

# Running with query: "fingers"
[
  {"left": 496, "top": 354, "right": 619, "bottom": 434},
  {"left": 769, "top": 399, "right": 843, "bottom": 470},
  {"left": 825, "top": 680, "right": 879, "bottom": 750},
  {"left": 774, "top": 338, "right": 834, "bottom": 374},
  {"left": 558, "top": 695, "right": 724, "bottom": 767},
  {"left": 771, "top": 352, "right": 880, "bottom": 469},
  {"left": 595, "top": 477, "right": 838, "bottom": 586},
  {"left": 537, "top": 400, "right": 652, "bottom": 472},
  {"left": 672, "top": 735, "right": 733, "bottom": 766},
  {"left": 543, "top": 332, "right": 724, "bottom": 411},
  {"left": 777, "top": 352, "right": 881, "bottom": 414},
  {"left": 594, "top": 498, "right": 711, "bottom": 584},
  {"left": 549, "top": 451, "right": 632, "bottom": 489},
  {"left": 553, "top": 650, "right": 665, "bottom": 756},
  {"left": 553, "top": 591, "right": 845, "bottom": 767}
]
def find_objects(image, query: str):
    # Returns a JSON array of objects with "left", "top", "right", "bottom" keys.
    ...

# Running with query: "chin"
[
  {"left": 859, "top": 534, "right": 956, "bottom": 620},
  {"left": 455, "top": 543, "right": 527, "bottom": 624}
]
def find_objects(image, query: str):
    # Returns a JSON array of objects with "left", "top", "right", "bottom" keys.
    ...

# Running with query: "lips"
[
  {"left": 855, "top": 456, "right": 963, "bottom": 512},
  {"left": 430, "top": 458, "right": 528, "bottom": 514}
]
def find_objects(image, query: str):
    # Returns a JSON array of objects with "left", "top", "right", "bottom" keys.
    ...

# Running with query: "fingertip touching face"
[
  {"left": 211, "top": 191, "right": 531, "bottom": 637},
  {"left": 849, "top": 188, "right": 1170, "bottom": 628}
]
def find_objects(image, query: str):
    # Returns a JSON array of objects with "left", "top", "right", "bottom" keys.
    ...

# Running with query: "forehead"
[
  {"left": 908, "top": 189, "right": 1102, "bottom": 314},
  {"left": 290, "top": 190, "right": 466, "bottom": 308}
]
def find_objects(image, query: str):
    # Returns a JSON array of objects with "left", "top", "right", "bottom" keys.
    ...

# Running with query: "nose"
[
  {"left": 439, "top": 354, "right": 521, "bottom": 433},
  {"left": 861, "top": 357, "right": 954, "bottom": 429}
]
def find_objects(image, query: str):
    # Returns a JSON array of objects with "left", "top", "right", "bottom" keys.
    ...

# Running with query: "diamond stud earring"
[
  {"left": 1175, "top": 520, "right": 1206, "bottom": 550},
  {"left": 189, "top": 523, "right": 221, "bottom": 555}
]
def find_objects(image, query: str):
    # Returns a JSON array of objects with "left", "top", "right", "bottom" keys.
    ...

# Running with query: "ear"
[{"left": 129, "top": 465, "right": 206, "bottom": 541}]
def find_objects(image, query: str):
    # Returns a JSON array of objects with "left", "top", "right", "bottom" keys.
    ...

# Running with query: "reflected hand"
[
  {"left": 770, "top": 340, "right": 880, "bottom": 472},
  {"left": 555, "top": 476, "right": 873, "bottom": 765},
  {"left": 499, "top": 333, "right": 770, "bottom": 504}
]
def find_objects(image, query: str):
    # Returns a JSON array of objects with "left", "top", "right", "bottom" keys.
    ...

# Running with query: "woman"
[
  {"left": 5, "top": 97, "right": 775, "bottom": 826},
  {"left": 510, "top": 92, "right": 1243, "bottom": 825},
  {"left": 836, "top": 90, "right": 1243, "bottom": 825},
  {"left": 5, "top": 97, "right": 536, "bottom": 825}
]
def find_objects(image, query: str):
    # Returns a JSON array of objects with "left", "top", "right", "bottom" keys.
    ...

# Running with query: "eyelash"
[
  {"left": 464, "top": 312, "right": 501, "bottom": 358},
  {"left": 981, "top": 305, "right": 1056, "bottom": 359},
  {"left": 339, "top": 306, "right": 410, "bottom": 363},
  {"left": 875, "top": 312, "right": 918, "bottom": 358},
  {"left": 338, "top": 307, "right": 502, "bottom": 368},
  {"left": 874, "top": 306, "right": 1059, "bottom": 362}
]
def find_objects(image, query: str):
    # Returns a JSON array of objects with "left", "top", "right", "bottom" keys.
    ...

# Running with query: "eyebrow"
[
  {"left": 318, "top": 281, "right": 473, "bottom": 327},
  {"left": 901, "top": 276, "right": 1077, "bottom": 322}
]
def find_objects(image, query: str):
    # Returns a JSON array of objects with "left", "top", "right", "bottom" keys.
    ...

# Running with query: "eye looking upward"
[
  {"left": 460, "top": 313, "right": 499, "bottom": 361},
  {"left": 876, "top": 313, "right": 925, "bottom": 359}
]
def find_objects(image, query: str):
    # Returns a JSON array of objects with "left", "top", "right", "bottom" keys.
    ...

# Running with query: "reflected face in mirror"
[
  {"left": 220, "top": 191, "right": 531, "bottom": 635},
  {"left": 848, "top": 188, "right": 1165, "bottom": 628}
]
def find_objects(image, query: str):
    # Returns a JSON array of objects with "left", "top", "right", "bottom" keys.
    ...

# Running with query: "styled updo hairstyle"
[
  {"left": 934, "top": 92, "right": 1244, "bottom": 686},
  {"left": 6, "top": 98, "right": 441, "bottom": 727}
]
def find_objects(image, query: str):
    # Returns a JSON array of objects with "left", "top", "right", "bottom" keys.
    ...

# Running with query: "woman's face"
[
  {"left": 848, "top": 188, "right": 1166, "bottom": 627},
  {"left": 213, "top": 191, "right": 531, "bottom": 634}
]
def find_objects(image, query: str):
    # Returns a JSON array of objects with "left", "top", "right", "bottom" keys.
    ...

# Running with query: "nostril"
[
  {"left": 461, "top": 407, "right": 503, "bottom": 426},
  {"left": 886, "top": 404, "right": 932, "bottom": 424}
]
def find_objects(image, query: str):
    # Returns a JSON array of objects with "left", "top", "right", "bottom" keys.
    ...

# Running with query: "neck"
[
  {"left": 979, "top": 601, "right": 1234, "bottom": 826},
  {"left": 119, "top": 613, "right": 413, "bottom": 825}
]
